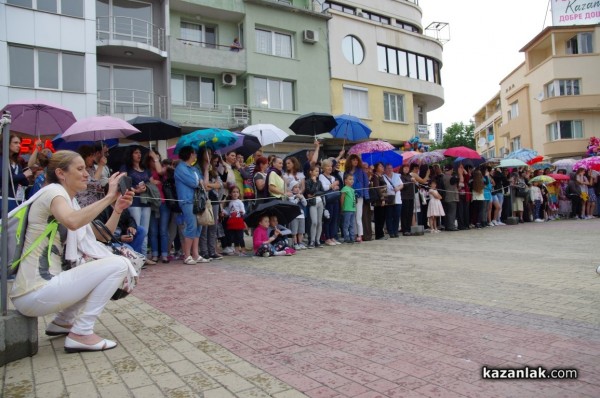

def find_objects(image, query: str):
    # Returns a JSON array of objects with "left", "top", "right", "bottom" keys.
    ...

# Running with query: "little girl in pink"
[{"left": 427, "top": 180, "right": 445, "bottom": 233}]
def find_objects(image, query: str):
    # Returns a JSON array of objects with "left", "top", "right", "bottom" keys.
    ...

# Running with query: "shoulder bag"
[{"left": 196, "top": 199, "right": 215, "bottom": 226}]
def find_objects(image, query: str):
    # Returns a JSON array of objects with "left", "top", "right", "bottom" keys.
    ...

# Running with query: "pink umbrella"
[
  {"left": 407, "top": 149, "right": 446, "bottom": 165},
  {"left": 572, "top": 157, "right": 600, "bottom": 172},
  {"left": 443, "top": 146, "right": 481, "bottom": 159},
  {"left": 167, "top": 144, "right": 176, "bottom": 159},
  {"left": 61, "top": 116, "right": 139, "bottom": 142},
  {"left": 1, "top": 98, "right": 76, "bottom": 136},
  {"left": 348, "top": 140, "right": 394, "bottom": 155},
  {"left": 401, "top": 150, "right": 417, "bottom": 164}
]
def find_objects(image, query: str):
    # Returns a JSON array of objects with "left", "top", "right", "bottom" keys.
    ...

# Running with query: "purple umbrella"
[
  {"left": 1, "top": 98, "right": 76, "bottom": 136},
  {"left": 216, "top": 133, "right": 261, "bottom": 159},
  {"left": 61, "top": 116, "right": 139, "bottom": 142},
  {"left": 348, "top": 140, "right": 395, "bottom": 155}
]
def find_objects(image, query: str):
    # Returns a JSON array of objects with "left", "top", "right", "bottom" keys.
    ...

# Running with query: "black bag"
[
  {"left": 516, "top": 186, "right": 528, "bottom": 198},
  {"left": 193, "top": 188, "right": 207, "bottom": 214},
  {"left": 162, "top": 178, "right": 181, "bottom": 212}
]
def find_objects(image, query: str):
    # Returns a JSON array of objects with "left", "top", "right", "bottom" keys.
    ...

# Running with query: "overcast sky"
[{"left": 422, "top": 0, "right": 552, "bottom": 134}]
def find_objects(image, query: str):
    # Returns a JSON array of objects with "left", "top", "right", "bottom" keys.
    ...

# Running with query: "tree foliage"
[{"left": 430, "top": 122, "right": 475, "bottom": 150}]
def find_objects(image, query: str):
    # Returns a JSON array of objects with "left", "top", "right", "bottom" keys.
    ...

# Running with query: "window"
[
  {"left": 383, "top": 93, "right": 405, "bottom": 122},
  {"left": 342, "top": 36, "right": 364, "bottom": 65},
  {"left": 180, "top": 22, "right": 216, "bottom": 48},
  {"left": 508, "top": 101, "right": 519, "bottom": 120},
  {"left": 547, "top": 120, "right": 583, "bottom": 141},
  {"left": 566, "top": 32, "right": 593, "bottom": 54},
  {"left": 343, "top": 86, "right": 368, "bottom": 118},
  {"left": 510, "top": 137, "right": 521, "bottom": 152},
  {"left": 7, "top": 0, "right": 83, "bottom": 17},
  {"left": 8, "top": 45, "right": 84, "bottom": 91},
  {"left": 545, "top": 79, "right": 580, "bottom": 97},
  {"left": 487, "top": 126, "right": 494, "bottom": 143},
  {"left": 377, "top": 45, "right": 441, "bottom": 84},
  {"left": 254, "top": 77, "right": 293, "bottom": 111},
  {"left": 171, "top": 74, "right": 215, "bottom": 108},
  {"left": 97, "top": 64, "right": 153, "bottom": 114},
  {"left": 255, "top": 29, "right": 292, "bottom": 58}
]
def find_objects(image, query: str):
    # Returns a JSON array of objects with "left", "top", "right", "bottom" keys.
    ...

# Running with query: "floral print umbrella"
[{"left": 348, "top": 140, "right": 394, "bottom": 155}]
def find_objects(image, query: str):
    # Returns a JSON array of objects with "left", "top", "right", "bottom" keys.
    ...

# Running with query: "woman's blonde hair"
[
  {"left": 321, "top": 158, "right": 332, "bottom": 170},
  {"left": 46, "top": 150, "right": 81, "bottom": 184}
]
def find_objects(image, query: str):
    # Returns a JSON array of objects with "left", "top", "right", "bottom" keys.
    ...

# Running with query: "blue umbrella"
[
  {"left": 453, "top": 156, "right": 485, "bottom": 168},
  {"left": 361, "top": 150, "right": 403, "bottom": 168},
  {"left": 506, "top": 148, "right": 538, "bottom": 162},
  {"left": 330, "top": 114, "right": 371, "bottom": 141},
  {"left": 175, "top": 128, "right": 236, "bottom": 154},
  {"left": 52, "top": 133, "right": 117, "bottom": 151}
]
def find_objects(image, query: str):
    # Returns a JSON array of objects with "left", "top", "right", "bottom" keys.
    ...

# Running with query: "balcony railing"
[
  {"left": 171, "top": 102, "right": 250, "bottom": 129},
  {"left": 97, "top": 16, "right": 166, "bottom": 52},
  {"left": 176, "top": 38, "right": 244, "bottom": 52},
  {"left": 97, "top": 88, "right": 167, "bottom": 118}
]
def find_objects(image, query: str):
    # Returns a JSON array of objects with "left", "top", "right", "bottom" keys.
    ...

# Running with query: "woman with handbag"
[
  {"left": 344, "top": 154, "right": 370, "bottom": 242},
  {"left": 319, "top": 158, "right": 342, "bottom": 246},
  {"left": 370, "top": 162, "right": 388, "bottom": 240},
  {"left": 10, "top": 150, "right": 135, "bottom": 353},
  {"left": 174, "top": 146, "right": 207, "bottom": 265},
  {"left": 198, "top": 149, "right": 223, "bottom": 261}
]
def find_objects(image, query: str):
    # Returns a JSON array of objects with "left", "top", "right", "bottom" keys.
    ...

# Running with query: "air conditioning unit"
[
  {"left": 303, "top": 29, "right": 318, "bottom": 44},
  {"left": 222, "top": 73, "right": 236, "bottom": 87}
]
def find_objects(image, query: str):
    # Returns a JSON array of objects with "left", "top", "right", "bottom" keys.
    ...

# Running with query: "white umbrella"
[{"left": 241, "top": 123, "right": 288, "bottom": 146}]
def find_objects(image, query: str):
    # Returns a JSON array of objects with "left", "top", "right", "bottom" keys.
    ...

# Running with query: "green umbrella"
[
  {"left": 498, "top": 158, "right": 527, "bottom": 168},
  {"left": 529, "top": 175, "right": 556, "bottom": 184}
]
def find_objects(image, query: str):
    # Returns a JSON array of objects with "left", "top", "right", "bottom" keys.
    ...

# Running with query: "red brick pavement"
[{"left": 134, "top": 262, "right": 600, "bottom": 397}]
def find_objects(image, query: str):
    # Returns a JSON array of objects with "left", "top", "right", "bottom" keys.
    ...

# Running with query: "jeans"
[
  {"left": 128, "top": 206, "right": 151, "bottom": 255},
  {"left": 342, "top": 211, "right": 356, "bottom": 242},
  {"left": 199, "top": 203, "right": 219, "bottom": 256},
  {"left": 128, "top": 225, "right": 147, "bottom": 255},
  {"left": 149, "top": 203, "right": 171, "bottom": 258},
  {"left": 385, "top": 203, "right": 401, "bottom": 236},
  {"left": 309, "top": 201, "right": 324, "bottom": 244},
  {"left": 12, "top": 257, "right": 128, "bottom": 335},
  {"left": 534, "top": 199, "right": 542, "bottom": 220},
  {"left": 444, "top": 201, "right": 458, "bottom": 230},
  {"left": 180, "top": 203, "right": 202, "bottom": 238},
  {"left": 457, "top": 196, "right": 470, "bottom": 229},
  {"left": 324, "top": 199, "right": 340, "bottom": 240}
]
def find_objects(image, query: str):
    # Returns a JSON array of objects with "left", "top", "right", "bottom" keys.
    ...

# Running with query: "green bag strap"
[{"left": 11, "top": 220, "right": 59, "bottom": 269}]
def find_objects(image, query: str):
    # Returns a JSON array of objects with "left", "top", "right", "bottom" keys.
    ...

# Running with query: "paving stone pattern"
[{"left": 2, "top": 218, "right": 600, "bottom": 397}]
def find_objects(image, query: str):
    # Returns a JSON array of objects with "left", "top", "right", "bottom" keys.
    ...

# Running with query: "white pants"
[
  {"left": 12, "top": 257, "right": 128, "bottom": 335},
  {"left": 355, "top": 197, "right": 364, "bottom": 236}
]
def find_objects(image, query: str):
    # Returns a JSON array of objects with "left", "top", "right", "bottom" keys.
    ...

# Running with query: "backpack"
[
  {"left": 162, "top": 177, "right": 181, "bottom": 213},
  {"left": 0, "top": 188, "right": 59, "bottom": 277}
]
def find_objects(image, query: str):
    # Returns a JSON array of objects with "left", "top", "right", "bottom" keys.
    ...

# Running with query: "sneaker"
[
  {"left": 325, "top": 240, "right": 336, "bottom": 246},
  {"left": 184, "top": 256, "right": 196, "bottom": 265},
  {"left": 293, "top": 244, "right": 302, "bottom": 250},
  {"left": 209, "top": 254, "right": 223, "bottom": 260},
  {"left": 534, "top": 219, "right": 544, "bottom": 223},
  {"left": 334, "top": 240, "right": 342, "bottom": 245},
  {"left": 487, "top": 222, "right": 495, "bottom": 227},
  {"left": 306, "top": 242, "right": 315, "bottom": 249},
  {"left": 298, "top": 243, "right": 307, "bottom": 250},
  {"left": 196, "top": 256, "right": 210, "bottom": 263},
  {"left": 222, "top": 246, "right": 235, "bottom": 255},
  {"left": 496, "top": 220, "right": 506, "bottom": 225},
  {"left": 161, "top": 256, "right": 170, "bottom": 263},
  {"left": 262, "top": 252, "right": 271, "bottom": 257}
]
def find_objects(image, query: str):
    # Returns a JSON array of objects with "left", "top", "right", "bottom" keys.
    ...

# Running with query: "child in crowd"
[
  {"left": 530, "top": 181, "right": 544, "bottom": 222},
  {"left": 224, "top": 186, "right": 248, "bottom": 256},
  {"left": 340, "top": 173, "right": 356, "bottom": 243},
  {"left": 427, "top": 179, "right": 445, "bottom": 233},
  {"left": 287, "top": 180, "right": 307, "bottom": 250},
  {"left": 253, "top": 215, "right": 287, "bottom": 257},
  {"left": 268, "top": 216, "right": 296, "bottom": 255}
]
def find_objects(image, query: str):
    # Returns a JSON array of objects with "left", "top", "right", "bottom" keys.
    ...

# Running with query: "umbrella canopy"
[
  {"left": 452, "top": 156, "right": 485, "bottom": 168},
  {"left": 547, "top": 173, "right": 571, "bottom": 181},
  {"left": 407, "top": 150, "right": 446, "bottom": 165},
  {"left": 572, "top": 157, "right": 600, "bottom": 171},
  {"left": 348, "top": 140, "right": 394, "bottom": 155},
  {"left": 531, "top": 162, "right": 553, "bottom": 171},
  {"left": 61, "top": 116, "right": 139, "bottom": 142},
  {"left": 443, "top": 146, "right": 481, "bottom": 159},
  {"left": 244, "top": 200, "right": 301, "bottom": 228},
  {"left": 174, "top": 128, "right": 236, "bottom": 154},
  {"left": 242, "top": 123, "right": 288, "bottom": 146},
  {"left": 400, "top": 150, "right": 417, "bottom": 164},
  {"left": 1, "top": 98, "right": 76, "bottom": 136},
  {"left": 529, "top": 175, "right": 556, "bottom": 184},
  {"left": 506, "top": 148, "right": 538, "bottom": 162},
  {"left": 289, "top": 112, "right": 337, "bottom": 136},
  {"left": 552, "top": 158, "right": 577, "bottom": 170},
  {"left": 127, "top": 116, "right": 182, "bottom": 141},
  {"left": 329, "top": 114, "right": 371, "bottom": 141},
  {"left": 499, "top": 158, "right": 528, "bottom": 168},
  {"left": 526, "top": 155, "right": 545, "bottom": 165},
  {"left": 216, "top": 133, "right": 262, "bottom": 159},
  {"left": 361, "top": 150, "right": 403, "bottom": 168},
  {"left": 52, "top": 133, "right": 117, "bottom": 151}
]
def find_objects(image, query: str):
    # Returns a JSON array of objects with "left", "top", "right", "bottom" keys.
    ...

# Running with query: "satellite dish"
[
  {"left": 477, "top": 137, "right": 487, "bottom": 148},
  {"left": 535, "top": 92, "right": 544, "bottom": 101}
]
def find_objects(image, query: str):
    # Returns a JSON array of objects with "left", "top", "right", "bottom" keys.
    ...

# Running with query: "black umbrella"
[
  {"left": 289, "top": 112, "right": 337, "bottom": 136},
  {"left": 107, "top": 143, "right": 149, "bottom": 172},
  {"left": 127, "top": 116, "right": 182, "bottom": 141},
  {"left": 244, "top": 200, "right": 301, "bottom": 228},
  {"left": 216, "top": 133, "right": 262, "bottom": 159}
]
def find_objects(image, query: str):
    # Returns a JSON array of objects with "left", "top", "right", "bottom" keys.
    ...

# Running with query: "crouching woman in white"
[{"left": 10, "top": 150, "right": 135, "bottom": 353}]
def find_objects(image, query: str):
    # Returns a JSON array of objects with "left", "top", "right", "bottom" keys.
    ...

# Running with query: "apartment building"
[
  {"left": 475, "top": 24, "right": 600, "bottom": 160},
  {"left": 1, "top": 0, "right": 443, "bottom": 150},
  {"left": 473, "top": 92, "right": 502, "bottom": 159}
]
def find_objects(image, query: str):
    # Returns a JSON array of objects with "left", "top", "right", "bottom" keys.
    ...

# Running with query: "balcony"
[
  {"left": 97, "top": 16, "right": 167, "bottom": 59},
  {"left": 543, "top": 138, "right": 588, "bottom": 158},
  {"left": 170, "top": 102, "right": 250, "bottom": 130},
  {"left": 541, "top": 94, "right": 600, "bottom": 114},
  {"left": 97, "top": 89, "right": 167, "bottom": 119},
  {"left": 170, "top": 38, "right": 246, "bottom": 74}
]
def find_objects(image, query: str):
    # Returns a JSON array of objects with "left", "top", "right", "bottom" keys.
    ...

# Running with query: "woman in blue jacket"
[
  {"left": 344, "top": 154, "right": 369, "bottom": 242},
  {"left": 174, "top": 146, "right": 203, "bottom": 265}
]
